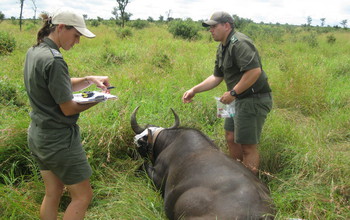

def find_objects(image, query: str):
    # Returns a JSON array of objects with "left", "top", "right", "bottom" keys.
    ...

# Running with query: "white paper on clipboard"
[{"left": 73, "top": 91, "right": 118, "bottom": 104}]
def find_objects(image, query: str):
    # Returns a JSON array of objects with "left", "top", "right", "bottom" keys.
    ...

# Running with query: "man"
[{"left": 182, "top": 11, "right": 272, "bottom": 175}]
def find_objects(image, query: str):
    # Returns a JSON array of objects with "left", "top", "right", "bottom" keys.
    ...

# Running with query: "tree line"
[{"left": 0, "top": 0, "right": 348, "bottom": 30}]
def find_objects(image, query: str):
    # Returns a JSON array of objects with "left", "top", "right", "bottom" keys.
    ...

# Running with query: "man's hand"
[
  {"left": 182, "top": 89, "right": 195, "bottom": 103},
  {"left": 220, "top": 91, "right": 235, "bottom": 104}
]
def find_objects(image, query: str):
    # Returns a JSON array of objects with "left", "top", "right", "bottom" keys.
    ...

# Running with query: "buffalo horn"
[
  {"left": 168, "top": 108, "right": 180, "bottom": 129},
  {"left": 131, "top": 106, "right": 144, "bottom": 134}
]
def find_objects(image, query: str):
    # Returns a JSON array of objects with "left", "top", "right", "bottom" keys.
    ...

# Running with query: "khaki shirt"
[
  {"left": 214, "top": 30, "right": 271, "bottom": 97},
  {"left": 24, "top": 38, "right": 78, "bottom": 128}
]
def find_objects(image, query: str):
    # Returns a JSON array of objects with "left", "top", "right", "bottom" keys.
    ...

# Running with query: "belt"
[{"left": 243, "top": 92, "right": 271, "bottom": 99}]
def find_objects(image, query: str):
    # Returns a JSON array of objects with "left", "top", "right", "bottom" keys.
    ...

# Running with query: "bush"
[
  {"left": 0, "top": 80, "right": 17, "bottom": 104},
  {"left": 24, "top": 23, "right": 36, "bottom": 31},
  {"left": 326, "top": 34, "right": 336, "bottom": 44},
  {"left": 0, "top": 11, "right": 4, "bottom": 22},
  {"left": 302, "top": 32, "right": 318, "bottom": 47},
  {"left": 116, "top": 27, "right": 133, "bottom": 39},
  {"left": 0, "top": 31, "right": 16, "bottom": 55},
  {"left": 102, "top": 44, "right": 137, "bottom": 65},
  {"left": 90, "top": 20, "right": 100, "bottom": 27},
  {"left": 10, "top": 17, "right": 17, "bottom": 25},
  {"left": 151, "top": 52, "right": 172, "bottom": 69},
  {"left": 129, "top": 19, "right": 149, "bottom": 29},
  {"left": 168, "top": 20, "right": 200, "bottom": 40},
  {"left": 241, "top": 23, "right": 284, "bottom": 43}
]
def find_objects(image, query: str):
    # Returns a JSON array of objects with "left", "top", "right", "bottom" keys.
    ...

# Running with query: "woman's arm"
[{"left": 71, "top": 76, "right": 110, "bottom": 92}]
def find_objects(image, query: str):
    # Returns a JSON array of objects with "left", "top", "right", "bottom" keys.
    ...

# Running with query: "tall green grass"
[{"left": 1, "top": 20, "right": 349, "bottom": 219}]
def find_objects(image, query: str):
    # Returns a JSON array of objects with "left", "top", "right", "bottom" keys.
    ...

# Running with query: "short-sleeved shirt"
[
  {"left": 24, "top": 38, "right": 92, "bottom": 184},
  {"left": 24, "top": 38, "right": 78, "bottom": 128},
  {"left": 214, "top": 30, "right": 271, "bottom": 98}
]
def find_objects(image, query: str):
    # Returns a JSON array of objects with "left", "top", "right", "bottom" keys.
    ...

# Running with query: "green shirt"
[
  {"left": 24, "top": 38, "right": 79, "bottom": 128},
  {"left": 214, "top": 30, "right": 271, "bottom": 97}
]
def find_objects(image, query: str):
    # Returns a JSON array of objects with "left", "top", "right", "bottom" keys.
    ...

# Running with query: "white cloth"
[{"left": 134, "top": 127, "right": 163, "bottom": 146}]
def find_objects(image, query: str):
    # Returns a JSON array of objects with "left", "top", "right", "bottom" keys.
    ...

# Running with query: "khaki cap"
[
  {"left": 52, "top": 9, "right": 95, "bottom": 38},
  {"left": 202, "top": 11, "right": 234, "bottom": 27}
]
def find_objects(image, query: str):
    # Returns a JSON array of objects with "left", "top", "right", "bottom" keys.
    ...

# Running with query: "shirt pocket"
[{"left": 223, "top": 55, "right": 233, "bottom": 71}]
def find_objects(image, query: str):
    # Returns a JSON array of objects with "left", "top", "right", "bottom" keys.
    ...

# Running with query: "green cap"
[{"left": 202, "top": 11, "right": 234, "bottom": 27}]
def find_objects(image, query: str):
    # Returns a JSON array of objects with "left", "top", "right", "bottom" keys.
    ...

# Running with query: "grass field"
[{"left": 1, "top": 20, "right": 349, "bottom": 219}]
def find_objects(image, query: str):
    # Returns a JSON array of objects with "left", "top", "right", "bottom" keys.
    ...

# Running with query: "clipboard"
[{"left": 73, "top": 91, "right": 118, "bottom": 104}]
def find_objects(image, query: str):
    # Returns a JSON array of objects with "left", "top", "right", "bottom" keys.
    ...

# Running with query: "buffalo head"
[{"left": 131, "top": 106, "right": 180, "bottom": 160}]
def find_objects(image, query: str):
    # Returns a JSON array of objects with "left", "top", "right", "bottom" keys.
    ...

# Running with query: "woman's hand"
[
  {"left": 87, "top": 76, "right": 110, "bottom": 91},
  {"left": 71, "top": 76, "right": 110, "bottom": 92}
]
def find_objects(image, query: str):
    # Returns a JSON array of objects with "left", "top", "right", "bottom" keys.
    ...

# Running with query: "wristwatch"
[{"left": 230, "top": 89, "right": 238, "bottom": 97}]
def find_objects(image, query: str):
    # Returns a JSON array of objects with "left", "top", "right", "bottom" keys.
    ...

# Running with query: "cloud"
[{"left": 1, "top": 0, "right": 349, "bottom": 26}]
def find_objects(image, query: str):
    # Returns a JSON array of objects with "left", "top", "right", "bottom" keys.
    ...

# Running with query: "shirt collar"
[
  {"left": 43, "top": 37, "right": 60, "bottom": 52},
  {"left": 222, "top": 30, "right": 236, "bottom": 47}
]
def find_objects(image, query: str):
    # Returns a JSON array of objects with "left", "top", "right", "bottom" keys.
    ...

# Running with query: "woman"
[{"left": 24, "top": 9, "right": 110, "bottom": 219}]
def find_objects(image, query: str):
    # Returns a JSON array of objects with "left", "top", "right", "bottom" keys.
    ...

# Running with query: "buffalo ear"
[{"left": 147, "top": 129, "right": 153, "bottom": 144}]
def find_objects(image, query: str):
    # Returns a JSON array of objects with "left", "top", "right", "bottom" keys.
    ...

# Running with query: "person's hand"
[
  {"left": 88, "top": 76, "right": 110, "bottom": 91},
  {"left": 220, "top": 91, "right": 235, "bottom": 104},
  {"left": 182, "top": 89, "right": 195, "bottom": 103}
]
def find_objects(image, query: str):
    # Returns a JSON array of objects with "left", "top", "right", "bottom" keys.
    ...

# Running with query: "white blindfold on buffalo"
[{"left": 134, "top": 127, "right": 163, "bottom": 147}]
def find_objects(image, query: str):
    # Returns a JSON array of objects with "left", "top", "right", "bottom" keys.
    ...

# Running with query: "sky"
[{"left": 1, "top": 0, "right": 350, "bottom": 26}]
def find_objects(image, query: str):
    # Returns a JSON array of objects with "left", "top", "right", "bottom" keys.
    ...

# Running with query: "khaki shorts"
[
  {"left": 27, "top": 123, "right": 92, "bottom": 185},
  {"left": 224, "top": 94, "right": 272, "bottom": 144}
]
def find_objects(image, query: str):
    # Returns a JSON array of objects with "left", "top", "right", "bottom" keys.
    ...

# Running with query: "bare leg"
[
  {"left": 40, "top": 170, "right": 64, "bottom": 220},
  {"left": 241, "top": 144, "right": 260, "bottom": 175},
  {"left": 225, "top": 130, "right": 243, "bottom": 161},
  {"left": 63, "top": 179, "right": 93, "bottom": 220},
  {"left": 225, "top": 131, "right": 260, "bottom": 174}
]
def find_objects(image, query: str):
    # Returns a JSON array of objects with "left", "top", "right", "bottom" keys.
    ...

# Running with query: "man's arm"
[
  {"left": 182, "top": 75, "right": 223, "bottom": 103},
  {"left": 219, "top": 67, "right": 262, "bottom": 104},
  {"left": 233, "top": 67, "right": 261, "bottom": 94}
]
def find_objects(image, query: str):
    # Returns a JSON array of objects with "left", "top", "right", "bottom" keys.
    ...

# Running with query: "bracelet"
[{"left": 84, "top": 77, "right": 90, "bottom": 85}]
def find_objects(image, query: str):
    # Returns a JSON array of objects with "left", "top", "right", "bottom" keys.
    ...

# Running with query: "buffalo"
[{"left": 131, "top": 107, "right": 275, "bottom": 220}]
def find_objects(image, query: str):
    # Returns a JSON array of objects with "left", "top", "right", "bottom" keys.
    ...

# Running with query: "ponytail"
[{"left": 34, "top": 13, "right": 57, "bottom": 47}]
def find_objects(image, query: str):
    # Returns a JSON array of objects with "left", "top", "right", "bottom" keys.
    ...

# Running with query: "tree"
[
  {"left": 31, "top": 0, "right": 37, "bottom": 24},
  {"left": 111, "top": 7, "right": 118, "bottom": 20},
  {"left": 116, "top": 0, "right": 130, "bottom": 27},
  {"left": 232, "top": 14, "right": 253, "bottom": 29},
  {"left": 340, "top": 19, "right": 348, "bottom": 29},
  {"left": 19, "top": 0, "right": 24, "bottom": 31},
  {"left": 147, "top": 16, "right": 154, "bottom": 22},
  {"left": 124, "top": 12, "right": 132, "bottom": 22},
  {"left": 0, "top": 11, "right": 5, "bottom": 23},
  {"left": 320, "top": 18, "right": 326, "bottom": 27},
  {"left": 165, "top": 9, "right": 172, "bottom": 22},
  {"left": 307, "top": 16, "right": 312, "bottom": 26},
  {"left": 159, "top": 15, "right": 164, "bottom": 22}
]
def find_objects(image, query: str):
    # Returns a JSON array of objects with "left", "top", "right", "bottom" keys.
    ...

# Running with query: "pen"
[{"left": 107, "top": 86, "right": 115, "bottom": 90}]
